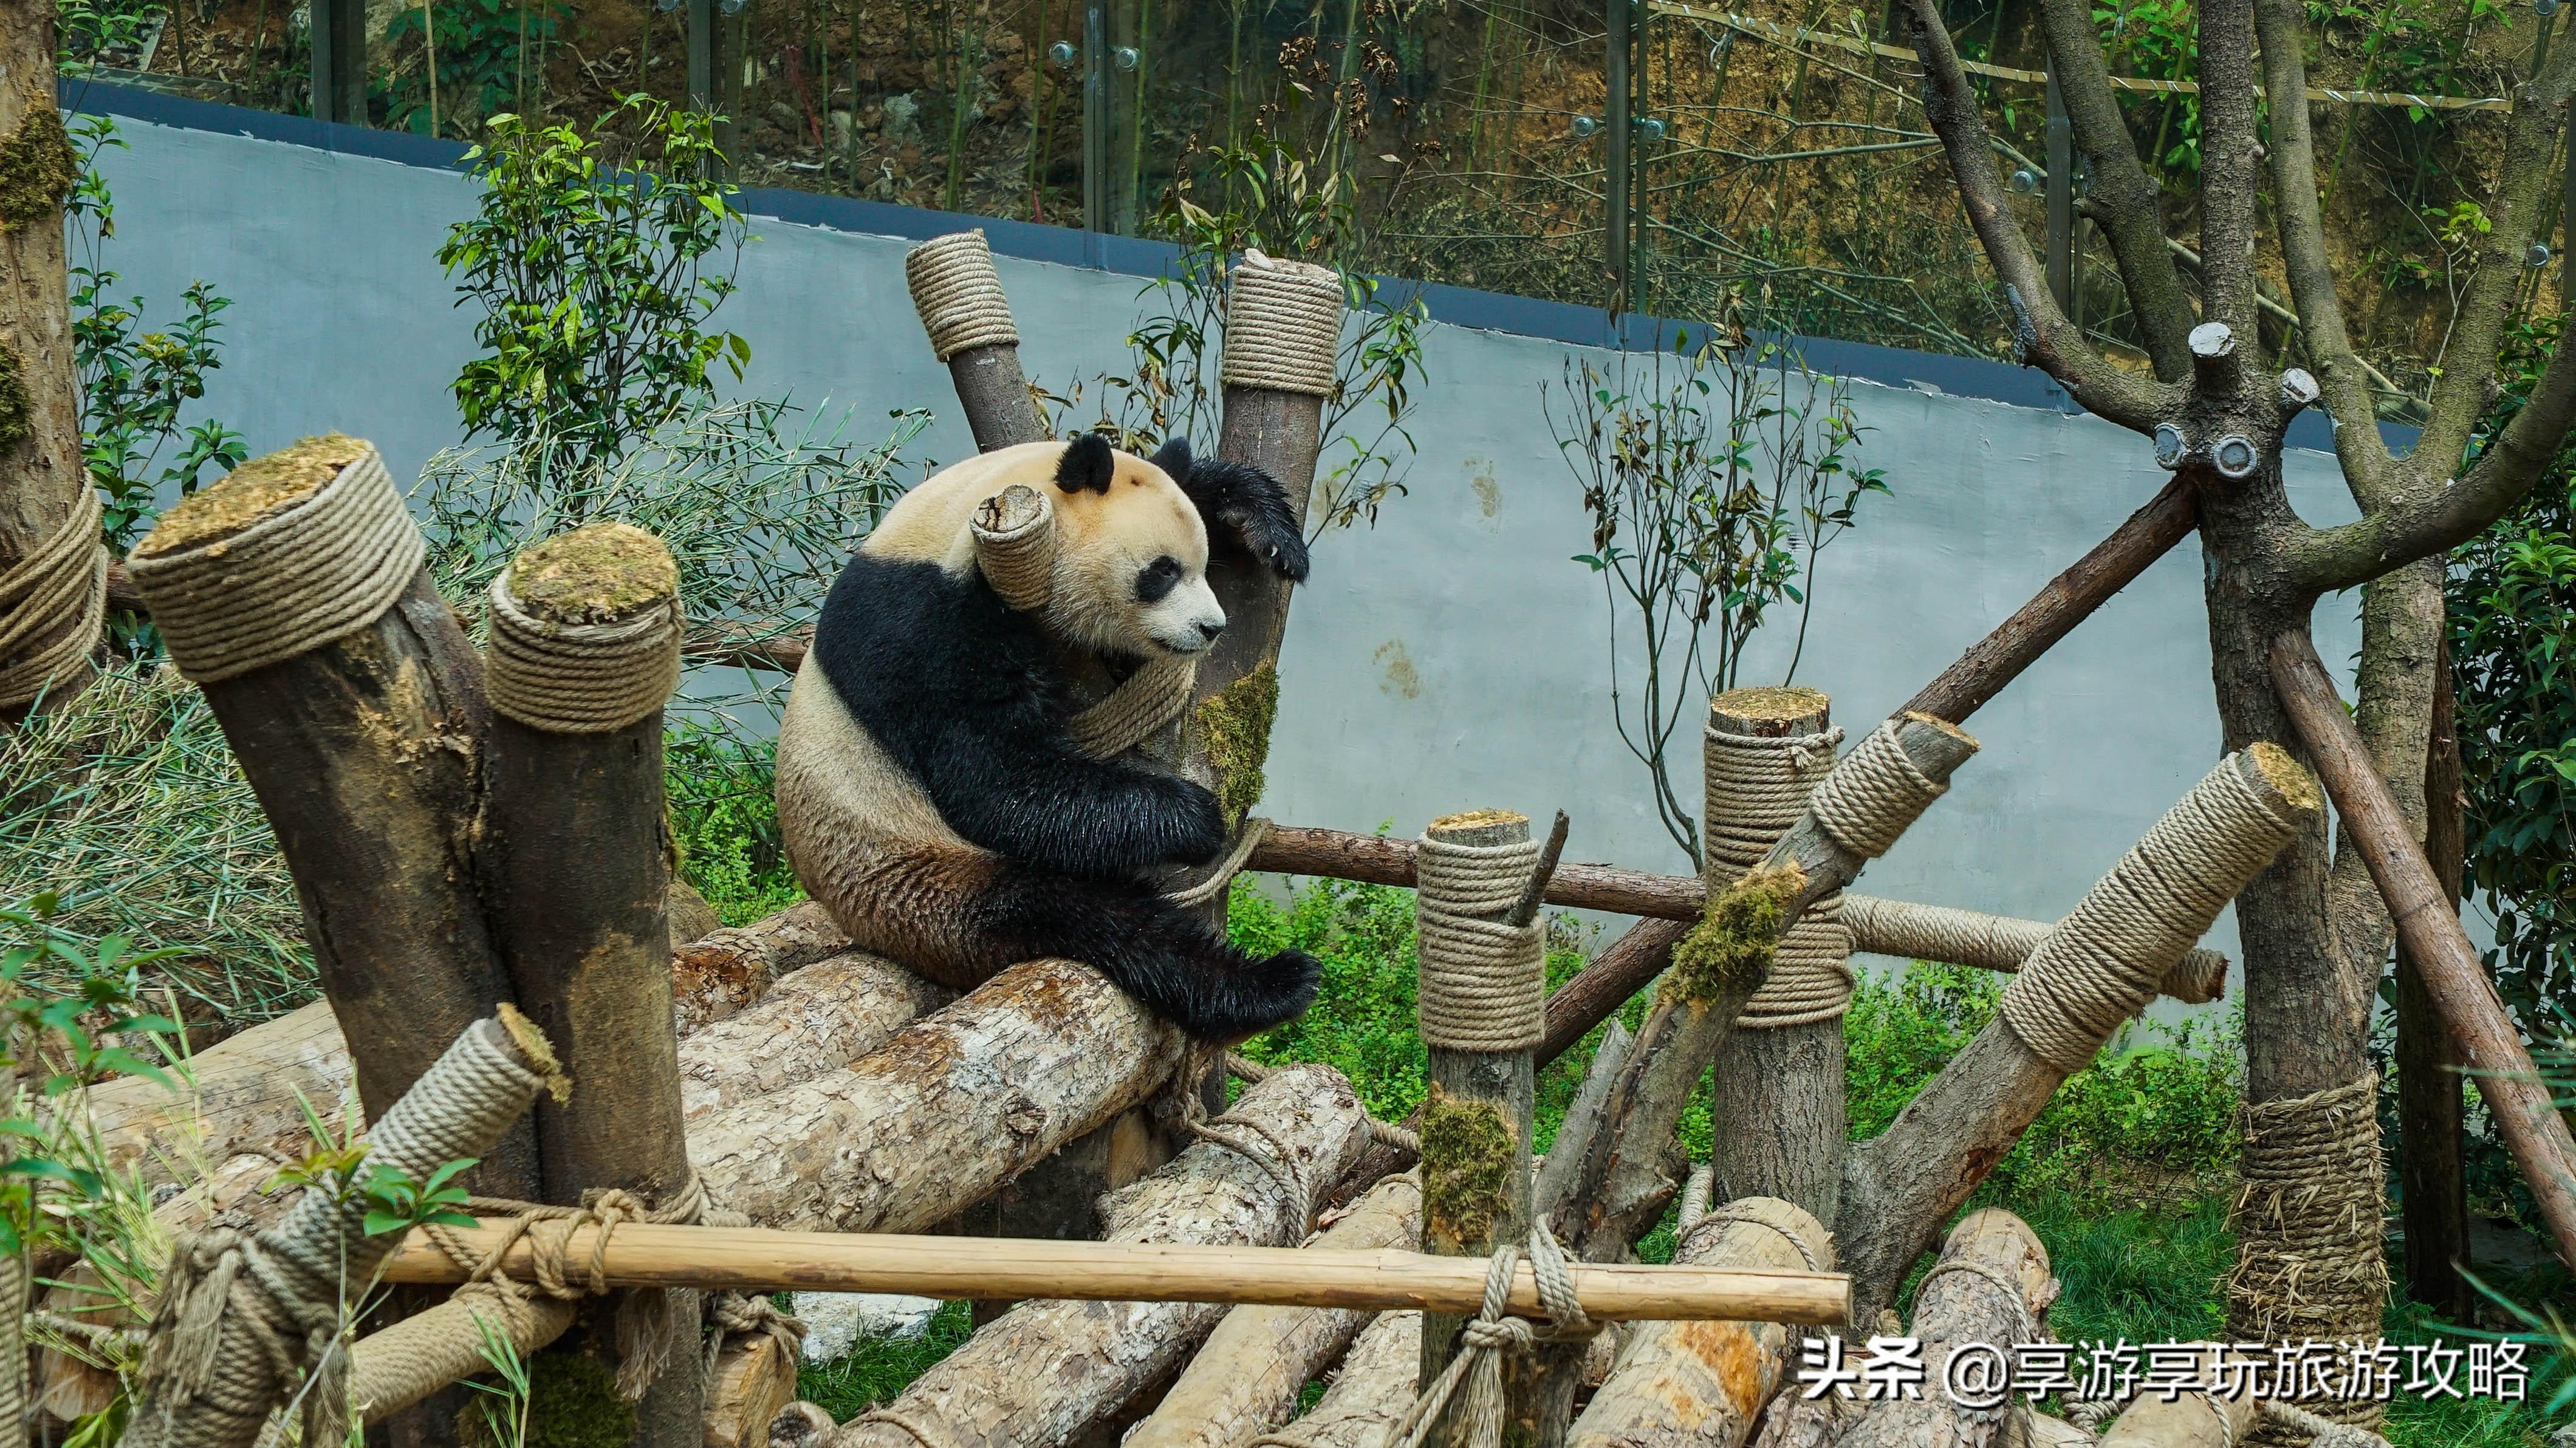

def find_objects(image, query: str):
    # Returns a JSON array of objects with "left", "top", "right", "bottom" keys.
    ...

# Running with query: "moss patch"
[
  {"left": 1195, "top": 660, "right": 1278, "bottom": 821},
  {"left": 0, "top": 106, "right": 77, "bottom": 232},
  {"left": 1665, "top": 864, "right": 1803, "bottom": 1004},
  {"left": 1710, "top": 685, "right": 1828, "bottom": 723},
  {"left": 510, "top": 522, "right": 679, "bottom": 624},
  {"left": 515, "top": 1351, "right": 635, "bottom": 1448},
  {"left": 1420, "top": 1083, "right": 1516, "bottom": 1247},
  {"left": 0, "top": 347, "right": 30, "bottom": 451},
  {"left": 136, "top": 434, "right": 368, "bottom": 556}
]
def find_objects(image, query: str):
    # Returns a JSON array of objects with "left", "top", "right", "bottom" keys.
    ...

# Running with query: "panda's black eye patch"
[{"left": 1135, "top": 556, "right": 1183, "bottom": 603}]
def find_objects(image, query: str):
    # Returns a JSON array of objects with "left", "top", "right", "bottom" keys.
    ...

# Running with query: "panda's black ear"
[
  {"left": 1148, "top": 435, "right": 1193, "bottom": 482},
  {"left": 1056, "top": 433, "right": 1116, "bottom": 494}
]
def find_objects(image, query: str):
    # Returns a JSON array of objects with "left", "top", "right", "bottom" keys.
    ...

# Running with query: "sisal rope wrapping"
[
  {"left": 1806, "top": 719, "right": 1949, "bottom": 861},
  {"left": 1068, "top": 651, "right": 1197, "bottom": 760},
  {"left": 1999, "top": 753, "right": 2299, "bottom": 1072},
  {"left": 1415, "top": 830, "right": 1546, "bottom": 1052},
  {"left": 126, "top": 445, "right": 425, "bottom": 685},
  {"left": 1221, "top": 251, "right": 1345, "bottom": 396},
  {"left": 1705, "top": 724, "right": 1854, "bottom": 1028},
  {"left": 128, "top": 1014, "right": 555, "bottom": 1448},
  {"left": 1382, "top": 1223, "right": 1595, "bottom": 1448},
  {"left": 2226, "top": 1076, "right": 2391, "bottom": 1438},
  {"left": 348, "top": 1281, "right": 578, "bottom": 1424},
  {"left": 1841, "top": 893, "right": 2231, "bottom": 1003},
  {"left": 0, "top": 487, "right": 107, "bottom": 711},
  {"left": 484, "top": 565, "right": 684, "bottom": 736},
  {"left": 970, "top": 485, "right": 1055, "bottom": 613},
  {"left": 906, "top": 231, "right": 1020, "bottom": 361}
]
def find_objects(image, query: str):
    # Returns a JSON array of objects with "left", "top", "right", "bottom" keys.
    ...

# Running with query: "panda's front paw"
[{"left": 1258, "top": 525, "right": 1311, "bottom": 584}]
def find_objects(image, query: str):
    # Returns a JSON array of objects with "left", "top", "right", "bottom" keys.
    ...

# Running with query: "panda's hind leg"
[{"left": 973, "top": 865, "right": 1321, "bottom": 1043}]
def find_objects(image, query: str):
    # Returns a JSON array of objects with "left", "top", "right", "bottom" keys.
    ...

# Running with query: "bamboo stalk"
[{"left": 376, "top": 1224, "right": 1852, "bottom": 1324}]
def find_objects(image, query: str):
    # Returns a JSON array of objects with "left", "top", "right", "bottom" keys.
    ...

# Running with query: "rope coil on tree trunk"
[
  {"left": 905, "top": 231, "right": 1020, "bottom": 362},
  {"left": 968, "top": 484, "right": 1055, "bottom": 613},
  {"left": 1415, "top": 831, "right": 1546, "bottom": 1052},
  {"left": 1381, "top": 1221, "right": 1595, "bottom": 1448},
  {"left": 1221, "top": 251, "right": 1345, "bottom": 396},
  {"left": 0, "top": 487, "right": 106, "bottom": 711},
  {"left": 1807, "top": 719, "right": 1951, "bottom": 861},
  {"left": 484, "top": 524, "right": 684, "bottom": 734},
  {"left": 1676, "top": 1200, "right": 1826, "bottom": 1271},
  {"left": 1999, "top": 752, "right": 2300, "bottom": 1072},
  {"left": 1840, "top": 894, "right": 2231, "bottom": 1003},
  {"left": 126, "top": 444, "right": 425, "bottom": 685},
  {"left": 1705, "top": 725, "right": 1855, "bottom": 1027},
  {"left": 2225, "top": 1075, "right": 2391, "bottom": 1436}
]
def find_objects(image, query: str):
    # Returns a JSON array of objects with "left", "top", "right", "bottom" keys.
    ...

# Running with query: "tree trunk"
[
  {"left": 0, "top": 0, "right": 97, "bottom": 723},
  {"left": 685, "top": 958, "right": 1187, "bottom": 1233},
  {"left": 1834, "top": 1209, "right": 2055, "bottom": 1448},
  {"left": 1564, "top": 1196, "right": 1832, "bottom": 1448},
  {"left": 2395, "top": 635, "right": 2470, "bottom": 1317},
  {"left": 125, "top": 440, "right": 536, "bottom": 1198},
  {"left": 670, "top": 900, "right": 854, "bottom": 1036},
  {"left": 1125, "top": 1172, "right": 1422, "bottom": 1448},
  {"left": 704, "top": 1329, "right": 802, "bottom": 1448},
  {"left": 679, "top": 951, "right": 953, "bottom": 1119},
  {"left": 821, "top": 1064, "right": 1370, "bottom": 1448},
  {"left": 1261, "top": 1310, "right": 1423, "bottom": 1448}
]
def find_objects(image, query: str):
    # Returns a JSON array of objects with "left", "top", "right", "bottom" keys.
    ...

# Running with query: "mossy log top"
[
  {"left": 1710, "top": 685, "right": 1829, "bottom": 723},
  {"left": 135, "top": 434, "right": 369, "bottom": 556},
  {"left": 509, "top": 522, "right": 682, "bottom": 624}
]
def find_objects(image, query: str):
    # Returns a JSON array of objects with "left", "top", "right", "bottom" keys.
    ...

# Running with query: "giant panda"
[{"left": 775, "top": 431, "right": 1323, "bottom": 1041}]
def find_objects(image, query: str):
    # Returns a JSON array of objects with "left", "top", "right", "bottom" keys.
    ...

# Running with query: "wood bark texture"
[
  {"left": 679, "top": 951, "right": 953, "bottom": 1119},
  {"left": 1259, "top": 1310, "right": 1423, "bottom": 1448},
  {"left": 685, "top": 958, "right": 1187, "bottom": 1233},
  {"left": 2094, "top": 1348, "right": 2255, "bottom": 1448},
  {"left": 947, "top": 344, "right": 1047, "bottom": 452},
  {"left": 2394, "top": 638, "right": 2471, "bottom": 1316},
  {"left": 1564, "top": 1196, "right": 1833, "bottom": 1448},
  {"left": 670, "top": 900, "right": 854, "bottom": 1036},
  {"left": 1834, "top": 1209, "right": 2056, "bottom": 1448},
  {"left": 1125, "top": 1172, "right": 1422, "bottom": 1448},
  {"left": 705, "top": 1330, "right": 803, "bottom": 1448},
  {"left": 821, "top": 1064, "right": 1369, "bottom": 1448}
]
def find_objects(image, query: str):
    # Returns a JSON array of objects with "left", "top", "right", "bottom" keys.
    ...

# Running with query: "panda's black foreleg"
[{"left": 974, "top": 864, "right": 1321, "bottom": 1042}]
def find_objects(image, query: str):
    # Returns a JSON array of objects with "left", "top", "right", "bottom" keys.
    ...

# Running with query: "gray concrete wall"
[{"left": 93, "top": 112, "right": 2365, "bottom": 980}]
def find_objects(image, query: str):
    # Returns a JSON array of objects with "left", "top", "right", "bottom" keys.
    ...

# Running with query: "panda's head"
[{"left": 1043, "top": 433, "right": 1231, "bottom": 660}]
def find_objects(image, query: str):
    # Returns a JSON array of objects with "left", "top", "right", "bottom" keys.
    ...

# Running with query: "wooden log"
[
  {"left": 1564, "top": 1196, "right": 1834, "bottom": 1448},
  {"left": 903, "top": 232, "right": 1047, "bottom": 453},
  {"left": 679, "top": 951, "right": 953, "bottom": 1119},
  {"left": 1834, "top": 1209, "right": 2056, "bottom": 1448},
  {"left": 2002, "top": 1410, "right": 2096, "bottom": 1448},
  {"left": 1247, "top": 826, "right": 1707, "bottom": 921},
  {"left": 125, "top": 439, "right": 536, "bottom": 1198},
  {"left": 1125, "top": 1172, "right": 1423, "bottom": 1448},
  {"left": 2395, "top": 637, "right": 2472, "bottom": 1316},
  {"left": 1413, "top": 810, "right": 1543, "bottom": 1447},
  {"left": 683, "top": 958, "right": 1187, "bottom": 1234},
  {"left": 1532, "top": 1019, "right": 1632, "bottom": 1220},
  {"left": 375, "top": 1224, "right": 1851, "bottom": 1325},
  {"left": 2269, "top": 630, "right": 2576, "bottom": 1270},
  {"left": 705, "top": 1330, "right": 803, "bottom": 1448},
  {"left": 1264, "top": 1310, "right": 1422, "bottom": 1448},
  {"left": 671, "top": 899, "right": 854, "bottom": 1036},
  {"left": 2093, "top": 1347, "right": 2255, "bottom": 1448},
  {"left": 1705, "top": 688, "right": 1846, "bottom": 1226},
  {"left": 475, "top": 523, "right": 700, "bottom": 1444},
  {"left": 820, "top": 1064, "right": 1373, "bottom": 1448}
]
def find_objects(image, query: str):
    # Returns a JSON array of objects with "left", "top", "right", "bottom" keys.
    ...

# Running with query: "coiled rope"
[
  {"left": 905, "top": 231, "right": 1020, "bottom": 362},
  {"left": 1840, "top": 894, "right": 2230, "bottom": 1004},
  {"left": 1999, "top": 751, "right": 2300, "bottom": 1072},
  {"left": 1415, "top": 828, "right": 1546, "bottom": 1053},
  {"left": 483, "top": 522, "right": 683, "bottom": 734},
  {"left": 1807, "top": 719, "right": 1950, "bottom": 861},
  {"left": 2226, "top": 1074, "right": 2391, "bottom": 1426},
  {"left": 1705, "top": 723, "right": 1853, "bottom": 1028},
  {"left": 0, "top": 487, "right": 106, "bottom": 711},
  {"left": 127, "top": 440, "right": 425, "bottom": 686},
  {"left": 1221, "top": 251, "right": 1345, "bottom": 397},
  {"left": 1381, "top": 1222, "right": 1596, "bottom": 1448}
]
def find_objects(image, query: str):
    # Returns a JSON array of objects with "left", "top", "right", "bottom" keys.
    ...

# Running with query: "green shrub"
[{"left": 666, "top": 727, "right": 801, "bottom": 927}]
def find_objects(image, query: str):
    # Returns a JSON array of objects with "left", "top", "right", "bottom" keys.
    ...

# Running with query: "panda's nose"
[{"left": 1197, "top": 619, "right": 1226, "bottom": 644}]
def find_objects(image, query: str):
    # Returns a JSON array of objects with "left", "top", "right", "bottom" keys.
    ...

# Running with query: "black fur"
[
  {"left": 813, "top": 550, "right": 1319, "bottom": 1038},
  {"left": 1148, "top": 437, "right": 1311, "bottom": 582},
  {"left": 1057, "top": 432, "right": 1117, "bottom": 494}
]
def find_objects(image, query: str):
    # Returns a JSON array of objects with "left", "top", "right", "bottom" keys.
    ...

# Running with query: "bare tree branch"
[
  {"left": 1900, "top": 0, "right": 2179, "bottom": 431},
  {"left": 2190, "top": 0, "right": 2263, "bottom": 367},
  {"left": 2408, "top": 38, "right": 2576, "bottom": 477},
  {"left": 2287, "top": 326, "right": 2576, "bottom": 594},
  {"left": 2252, "top": 0, "right": 2396, "bottom": 497},
  {"left": 2032, "top": 0, "right": 2197, "bottom": 380}
]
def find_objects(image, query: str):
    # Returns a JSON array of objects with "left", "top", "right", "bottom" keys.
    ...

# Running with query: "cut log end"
[
  {"left": 2241, "top": 740, "right": 2323, "bottom": 817},
  {"left": 507, "top": 521, "right": 680, "bottom": 624},
  {"left": 134, "top": 433, "right": 368, "bottom": 556},
  {"left": 1711, "top": 686, "right": 1831, "bottom": 731}
]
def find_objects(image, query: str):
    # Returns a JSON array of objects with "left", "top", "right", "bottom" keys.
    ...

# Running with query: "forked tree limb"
[{"left": 2267, "top": 631, "right": 2576, "bottom": 1269}]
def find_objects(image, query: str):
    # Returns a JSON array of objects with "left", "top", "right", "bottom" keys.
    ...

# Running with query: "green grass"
[{"left": 795, "top": 1300, "right": 980, "bottom": 1420}]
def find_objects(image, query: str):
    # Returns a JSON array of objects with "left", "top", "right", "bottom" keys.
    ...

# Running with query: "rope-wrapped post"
[
  {"left": 123, "top": 1011, "right": 561, "bottom": 1448},
  {"left": 905, "top": 231, "right": 1045, "bottom": 452},
  {"left": 1703, "top": 688, "right": 1852, "bottom": 1225},
  {"left": 125, "top": 435, "right": 538, "bottom": 1198},
  {"left": 476, "top": 521, "right": 704, "bottom": 1446},
  {"left": 1413, "top": 810, "right": 1546, "bottom": 1446},
  {"left": 1835, "top": 746, "right": 2319, "bottom": 1322},
  {"left": 0, "top": 485, "right": 106, "bottom": 723}
]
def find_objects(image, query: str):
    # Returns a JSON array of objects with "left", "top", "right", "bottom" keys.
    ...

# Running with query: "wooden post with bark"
[
  {"left": 124, "top": 437, "right": 539, "bottom": 1198},
  {"left": 475, "top": 521, "right": 701, "bottom": 1444},
  {"left": 903, "top": 230, "right": 1047, "bottom": 453},
  {"left": 2395, "top": 637, "right": 2472, "bottom": 1316},
  {"left": 0, "top": 0, "right": 103, "bottom": 725}
]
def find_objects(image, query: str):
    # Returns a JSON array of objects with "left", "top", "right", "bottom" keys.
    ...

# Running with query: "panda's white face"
[{"left": 1047, "top": 465, "right": 1228, "bottom": 659}]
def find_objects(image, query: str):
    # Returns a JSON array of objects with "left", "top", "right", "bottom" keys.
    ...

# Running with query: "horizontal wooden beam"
[{"left": 380, "top": 1222, "right": 1851, "bottom": 1325}]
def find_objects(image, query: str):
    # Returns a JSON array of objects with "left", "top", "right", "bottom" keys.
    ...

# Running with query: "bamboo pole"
[
  {"left": 2269, "top": 630, "right": 2576, "bottom": 1270},
  {"left": 374, "top": 1224, "right": 1851, "bottom": 1323}
]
